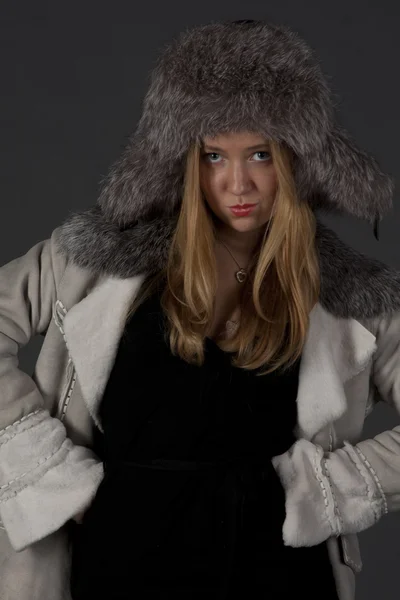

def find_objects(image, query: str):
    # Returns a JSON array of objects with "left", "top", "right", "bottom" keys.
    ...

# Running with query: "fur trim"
[
  {"left": 55, "top": 206, "right": 177, "bottom": 279},
  {"left": 54, "top": 206, "right": 400, "bottom": 321}
]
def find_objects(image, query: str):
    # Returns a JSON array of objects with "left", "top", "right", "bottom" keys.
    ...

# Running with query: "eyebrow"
[{"left": 202, "top": 143, "right": 270, "bottom": 152}]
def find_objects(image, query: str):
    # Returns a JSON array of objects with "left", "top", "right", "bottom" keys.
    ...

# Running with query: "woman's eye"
[
  {"left": 255, "top": 151, "right": 271, "bottom": 161},
  {"left": 202, "top": 151, "right": 271, "bottom": 163},
  {"left": 204, "top": 152, "right": 221, "bottom": 162}
]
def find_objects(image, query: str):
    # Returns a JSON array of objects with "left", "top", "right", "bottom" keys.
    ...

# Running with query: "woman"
[
  {"left": 0, "top": 18, "right": 399, "bottom": 600},
  {"left": 68, "top": 128, "right": 331, "bottom": 600}
]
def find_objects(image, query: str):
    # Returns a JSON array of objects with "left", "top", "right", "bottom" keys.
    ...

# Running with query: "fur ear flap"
[
  {"left": 97, "top": 136, "right": 185, "bottom": 226},
  {"left": 297, "top": 125, "right": 395, "bottom": 224}
]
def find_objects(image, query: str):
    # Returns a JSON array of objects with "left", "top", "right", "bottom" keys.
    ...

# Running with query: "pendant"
[{"left": 235, "top": 269, "right": 247, "bottom": 283}]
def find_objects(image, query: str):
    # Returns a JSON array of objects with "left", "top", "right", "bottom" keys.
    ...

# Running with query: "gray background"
[{"left": 1, "top": 1, "right": 399, "bottom": 598}]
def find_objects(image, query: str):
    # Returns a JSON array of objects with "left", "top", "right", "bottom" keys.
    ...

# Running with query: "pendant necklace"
[{"left": 218, "top": 239, "right": 248, "bottom": 283}]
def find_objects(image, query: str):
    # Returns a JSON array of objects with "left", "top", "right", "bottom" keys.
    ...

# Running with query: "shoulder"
[
  {"left": 48, "top": 226, "right": 69, "bottom": 288},
  {"left": 50, "top": 225, "right": 102, "bottom": 305}
]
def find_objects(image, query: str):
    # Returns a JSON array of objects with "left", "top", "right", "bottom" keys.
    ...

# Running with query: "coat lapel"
[
  {"left": 62, "top": 275, "right": 377, "bottom": 440},
  {"left": 62, "top": 274, "right": 145, "bottom": 432},
  {"left": 295, "top": 303, "right": 377, "bottom": 440}
]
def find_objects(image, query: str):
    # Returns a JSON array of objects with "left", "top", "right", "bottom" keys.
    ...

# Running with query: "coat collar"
[
  {"left": 55, "top": 211, "right": 400, "bottom": 321},
  {"left": 57, "top": 212, "right": 397, "bottom": 441},
  {"left": 62, "top": 273, "right": 377, "bottom": 441}
]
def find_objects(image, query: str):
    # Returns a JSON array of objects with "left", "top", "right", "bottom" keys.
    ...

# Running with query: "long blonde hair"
[{"left": 126, "top": 138, "right": 320, "bottom": 375}]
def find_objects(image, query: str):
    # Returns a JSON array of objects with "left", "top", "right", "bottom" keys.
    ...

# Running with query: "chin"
[{"left": 228, "top": 218, "right": 262, "bottom": 232}]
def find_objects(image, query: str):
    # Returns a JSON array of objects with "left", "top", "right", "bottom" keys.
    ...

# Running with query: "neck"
[{"left": 215, "top": 222, "right": 264, "bottom": 262}]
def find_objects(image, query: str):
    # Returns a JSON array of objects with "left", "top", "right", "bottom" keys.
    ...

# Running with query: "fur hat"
[
  {"left": 55, "top": 19, "right": 400, "bottom": 319},
  {"left": 97, "top": 19, "right": 394, "bottom": 228}
]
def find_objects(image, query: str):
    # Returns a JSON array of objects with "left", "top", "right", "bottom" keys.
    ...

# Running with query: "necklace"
[{"left": 218, "top": 239, "right": 248, "bottom": 283}]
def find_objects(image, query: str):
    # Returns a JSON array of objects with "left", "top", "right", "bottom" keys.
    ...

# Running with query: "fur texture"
[
  {"left": 95, "top": 20, "right": 394, "bottom": 226},
  {"left": 54, "top": 206, "right": 400, "bottom": 321},
  {"left": 54, "top": 20, "right": 400, "bottom": 321}
]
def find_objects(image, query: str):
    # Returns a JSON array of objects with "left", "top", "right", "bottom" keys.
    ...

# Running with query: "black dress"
[{"left": 70, "top": 284, "right": 339, "bottom": 599}]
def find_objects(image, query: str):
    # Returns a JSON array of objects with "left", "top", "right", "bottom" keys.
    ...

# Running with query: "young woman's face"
[{"left": 199, "top": 131, "right": 278, "bottom": 234}]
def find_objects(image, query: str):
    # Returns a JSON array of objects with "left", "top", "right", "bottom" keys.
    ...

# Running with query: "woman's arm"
[
  {"left": 0, "top": 231, "right": 103, "bottom": 552},
  {"left": 271, "top": 309, "right": 400, "bottom": 548}
]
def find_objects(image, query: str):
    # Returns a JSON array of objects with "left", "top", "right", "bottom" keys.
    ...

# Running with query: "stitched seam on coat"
[
  {"left": 53, "top": 300, "right": 75, "bottom": 381},
  {"left": 54, "top": 299, "right": 74, "bottom": 356},
  {"left": 313, "top": 447, "right": 336, "bottom": 535},
  {"left": 57, "top": 300, "right": 67, "bottom": 315},
  {"left": 0, "top": 442, "right": 66, "bottom": 494},
  {"left": 53, "top": 300, "right": 68, "bottom": 341},
  {"left": 344, "top": 447, "right": 379, "bottom": 523},
  {"left": 323, "top": 457, "right": 344, "bottom": 532},
  {"left": 354, "top": 446, "right": 388, "bottom": 515},
  {"left": 0, "top": 414, "right": 47, "bottom": 447},
  {"left": 0, "top": 409, "right": 42, "bottom": 437},
  {"left": 59, "top": 371, "right": 77, "bottom": 421}
]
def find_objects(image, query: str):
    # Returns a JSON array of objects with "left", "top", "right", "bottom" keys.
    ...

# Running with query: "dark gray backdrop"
[{"left": 1, "top": 1, "right": 399, "bottom": 598}]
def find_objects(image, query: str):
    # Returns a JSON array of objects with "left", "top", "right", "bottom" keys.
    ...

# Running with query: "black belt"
[{"left": 105, "top": 456, "right": 274, "bottom": 600}]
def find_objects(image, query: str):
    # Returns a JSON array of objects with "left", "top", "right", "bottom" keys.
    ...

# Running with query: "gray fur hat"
[
  {"left": 100, "top": 18, "right": 395, "bottom": 228},
  {"left": 56, "top": 19, "right": 400, "bottom": 319}
]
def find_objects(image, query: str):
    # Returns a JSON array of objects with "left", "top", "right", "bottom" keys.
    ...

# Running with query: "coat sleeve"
[
  {"left": 0, "top": 230, "right": 104, "bottom": 552},
  {"left": 271, "top": 310, "right": 400, "bottom": 548}
]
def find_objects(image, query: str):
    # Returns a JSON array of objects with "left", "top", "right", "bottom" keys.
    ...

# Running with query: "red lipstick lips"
[
  {"left": 230, "top": 203, "right": 257, "bottom": 209},
  {"left": 229, "top": 204, "right": 257, "bottom": 216}
]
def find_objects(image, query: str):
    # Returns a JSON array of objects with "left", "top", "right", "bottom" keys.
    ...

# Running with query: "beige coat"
[{"left": 0, "top": 226, "right": 399, "bottom": 600}]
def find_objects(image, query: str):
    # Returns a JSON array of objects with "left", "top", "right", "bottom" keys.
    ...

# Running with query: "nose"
[{"left": 226, "top": 162, "right": 253, "bottom": 196}]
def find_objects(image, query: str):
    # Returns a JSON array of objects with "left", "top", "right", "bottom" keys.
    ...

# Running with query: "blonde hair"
[{"left": 126, "top": 138, "right": 320, "bottom": 375}]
